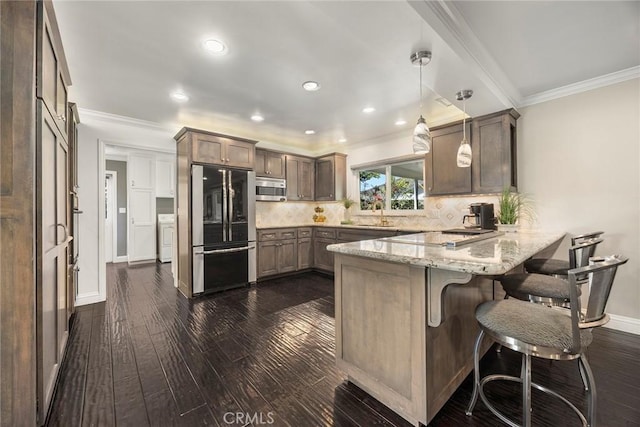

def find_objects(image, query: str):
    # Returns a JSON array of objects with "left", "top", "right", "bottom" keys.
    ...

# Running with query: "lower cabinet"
[
  {"left": 313, "top": 238, "right": 336, "bottom": 272},
  {"left": 297, "top": 227, "right": 313, "bottom": 270},
  {"left": 257, "top": 228, "right": 298, "bottom": 278}
]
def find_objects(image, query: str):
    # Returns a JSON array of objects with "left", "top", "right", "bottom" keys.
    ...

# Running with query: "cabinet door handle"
[
  {"left": 56, "top": 223, "right": 69, "bottom": 245},
  {"left": 226, "top": 158, "right": 230, "bottom": 163},
  {"left": 131, "top": 218, "right": 135, "bottom": 225},
  {"left": 131, "top": 180, "right": 135, "bottom": 187},
  {"left": 57, "top": 115, "right": 66, "bottom": 122}
]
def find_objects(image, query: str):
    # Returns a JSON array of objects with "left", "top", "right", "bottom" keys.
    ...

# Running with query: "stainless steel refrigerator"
[{"left": 192, "top": 164, "right": 256, "bottom": 295}]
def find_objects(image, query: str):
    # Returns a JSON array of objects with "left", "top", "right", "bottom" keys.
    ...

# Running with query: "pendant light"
[
  {"left": 456, "top": 89, "right": 473, "bottom": 167},
  {"left": 410, "top": 51, "right": 432, "bottom": 154}
]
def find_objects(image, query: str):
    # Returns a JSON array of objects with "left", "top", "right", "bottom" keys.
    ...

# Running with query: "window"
[{"left": 357, "top": 160, "right": 424, "bottom": 211}]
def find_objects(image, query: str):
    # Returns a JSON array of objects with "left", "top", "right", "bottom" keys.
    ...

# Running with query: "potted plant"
[
  {"left": 497, "top": 187, "right": 533, "bottom": 232},
  {"left": 341, "top": 197, "right": 356, "bottom": 224}
]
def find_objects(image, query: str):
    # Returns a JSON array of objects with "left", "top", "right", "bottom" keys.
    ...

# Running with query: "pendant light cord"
[
  {"left": 462, "top": 97, "right": 466, "bottom": 140},
  {"left": 419, "top": 59, "right": 423, "bottom": 112}
]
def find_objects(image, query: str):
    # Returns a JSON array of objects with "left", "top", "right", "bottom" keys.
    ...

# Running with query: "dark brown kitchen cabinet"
[
  {"left": 37, "top": 0, "right": 69, "bottom": 139},
  {"left": 181, "top": 128, "right": 257, "bottom": 169},
  {"left": 297, "top": 227, "right": 313, "bottom": 270},
  {"left": 256, "top": 149, "right": 286, "bottom": 178},
  {"left": 1, "top": 2, "right": 76, "bottom": 424},
  {"left": 313, "top": 228, "right": 337, "bottom": 272},
  {"left": 425, "top": 121, "right": 472, "bottom": 195},
  {"left": 257, "top": 229, "right": 298, "bottom": 278},
  {"left": 286, "top": 155, "right": 315, "bottom": 201},
  {"left": 315, "top": 153, "right": 346, "bottom": 201},
  {"left": 472, "top": 109, "right": 520, "bottom": 193}
]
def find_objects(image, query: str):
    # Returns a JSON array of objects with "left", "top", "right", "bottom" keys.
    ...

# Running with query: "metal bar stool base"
[{"left": 472, "top": 374, "right": 588, "bottom": 427}]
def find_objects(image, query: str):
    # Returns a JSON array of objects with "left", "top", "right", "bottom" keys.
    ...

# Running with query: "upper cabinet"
[
  {"left": 286, "top": 155, "right": 314, "bottom": 201},
  {"left": 425, "top": 121, "right": 472, "bottom": 195},
  {"left": 471, "top": 109, "right": 520, "bottom": 193},
  {"left": 156, "top": 156, "right": 175, "bottom": 198},
  {"left": 178, "top": 128, "right": 257, "bottom": 169},
  {"left": 315, "top": 153, "right": 347, "bottom": 201},
  {"left": 36, "top": 0, "right": 70, "bottom": 139},
  {"left": 129, "top": 154, "right": 154, "bottom": 189},
  {"left": 255, "top": 149, "right": 286, "bottom": 178}
]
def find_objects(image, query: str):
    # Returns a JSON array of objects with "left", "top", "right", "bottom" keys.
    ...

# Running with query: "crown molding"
[
  {"left": 409, "top": 0, "right": 522, "bottom": 108},
  {"left": 78, "top": 107, "right": 178, "bottom": 133},
  {"left": 519, "top": 66, "right": 640, "bottom": 107}
]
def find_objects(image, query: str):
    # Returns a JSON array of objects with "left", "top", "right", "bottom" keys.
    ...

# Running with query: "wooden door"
[
  {"left": 286, "top": 156, "right": 301, "bottom": 200},
  {"left": 298, "top": 158, "right": 314, "bottom": 200},
  {"left": 297, "top": 238, "right": 312, "bottom": 270},
  {"left": 258, "top": 241, "right": 278, "bottom": 278},
  {"left": 225, "top": 139, "right": 255, "bottom": 169},
  {"left": 425, "top": 122, "right": 472, "bottom": 195},
  {"left": 37, "top": 102, "right": 69, "bottom": 422},
  {"left": 128, "top": 155, "right": 156, "bottom": 262},
  {"left": 255, "top": 149, "right": 268, "bottom": 176},
  {"left": 193, "top": 134, "right": 224, "bottom": 165},
  {"left": 278, "top": 240, "right": 297, "bottom": 273},
  {"left": 313, "top": 238, "right": 335, "bottom": 272},
  {"left": 266, "top": 152, "right": 285, "bottom": 178},
  {"left": 315, "top": 156, "right": 335, "bottom": 200}
]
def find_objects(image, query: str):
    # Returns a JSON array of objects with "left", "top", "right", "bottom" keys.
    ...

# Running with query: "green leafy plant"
[
  {"left": 497, "top": 187, "right": 534, "bottom": 225},
  {"left": 341, "top": 197, "right": 356, "bottom": 209}
]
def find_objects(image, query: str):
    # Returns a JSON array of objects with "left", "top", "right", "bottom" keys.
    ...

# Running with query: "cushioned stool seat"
[
  {"left": 523, "top": 258, "right": 570, "bottom": 276},
  {"left": 476, "top": 299, "right": 593, "bottom": 351},
  {"left": 499, "top": 273, "right": 581, "bottom": 302}
]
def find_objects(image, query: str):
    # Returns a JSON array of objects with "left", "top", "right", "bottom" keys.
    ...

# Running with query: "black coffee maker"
[{"left": 463, "top": 203, "right": 497, "bottom": 230}]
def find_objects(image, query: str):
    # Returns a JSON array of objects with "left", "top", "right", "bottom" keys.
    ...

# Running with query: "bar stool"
[
  {"left": 499, "top": 238, "right": 603, "bottom": 307},
  {"left": 466, "top": 255, "right": 628, "bottom": 427},
  {"left": 524, "top": 231, "right": 604, "bottom": 278}
]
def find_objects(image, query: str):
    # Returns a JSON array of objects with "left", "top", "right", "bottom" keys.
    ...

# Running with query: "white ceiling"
[{"left": 53, "top": 1, "right": 640, "bottom": 153}]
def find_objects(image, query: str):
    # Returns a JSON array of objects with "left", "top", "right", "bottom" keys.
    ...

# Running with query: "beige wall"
[{"left": 518, "top": 78, "right": 640, "bottom": 321}]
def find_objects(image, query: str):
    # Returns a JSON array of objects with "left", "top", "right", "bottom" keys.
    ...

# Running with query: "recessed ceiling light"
[
  {"left": 251, "top": 114, "right": 264, "bottom": 122},
  {"left": 170, "top": 91, "right": 189, "bottom": 102},
  {"left": 203, "top": 39, "right": 227, "bottom": 55},
  {"left": 302, "top": 81, "right": 321, "bottom": 91},
  {"left": 395, "top": 119, "right": 407, "bottom": 126},
  {"left": 338, "top": 138, "right": 347, "bottom": 143},
  {"left": 362, "top": 106, "right": 375, "bottom": 114},
  {"left": 305, "top": 130, "right": 316, "bottom": 135}
]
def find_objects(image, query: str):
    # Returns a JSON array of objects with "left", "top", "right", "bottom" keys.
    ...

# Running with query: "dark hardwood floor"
[{"left": 47, "top": 263, "right": 640, "bottom": 426}]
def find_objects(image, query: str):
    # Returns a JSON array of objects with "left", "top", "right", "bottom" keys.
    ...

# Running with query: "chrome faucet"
[{"left": 371, "top": 200, "right": 389, "bottom": 226}]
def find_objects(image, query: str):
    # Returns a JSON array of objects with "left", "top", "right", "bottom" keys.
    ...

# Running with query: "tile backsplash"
[{"left": 256, "top": 194, "right": 501, "bottom": 229}]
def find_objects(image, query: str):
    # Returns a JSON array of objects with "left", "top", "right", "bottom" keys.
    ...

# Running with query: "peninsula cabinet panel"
[
  {"left": 471, "top": 109, "right": 519, "bottom": 193},
  {"left": 286, "top": 155, "right": 314, "bottom": 201},
  {"left": 425, "top": 122, "right": 471, "bottom": 195}
]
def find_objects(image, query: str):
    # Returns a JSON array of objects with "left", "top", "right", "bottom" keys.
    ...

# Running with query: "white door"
[
  {"left": 128, "top": 155, "right": 156, "bottom": 262},
  {"left": 104, "top": 172, "right": 116, "bottom": 263}
]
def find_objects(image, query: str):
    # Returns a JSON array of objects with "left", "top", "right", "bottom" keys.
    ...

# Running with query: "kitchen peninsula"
[{"left": 327, "top": 230, "right": 564, "bottom": 426}]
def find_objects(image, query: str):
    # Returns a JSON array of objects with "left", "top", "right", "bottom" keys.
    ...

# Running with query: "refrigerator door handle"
[
  {"left": 202, "top": 245, "right": 255, "bottom": 255},
  {"left": 222, "top": 169, "right": 228, "bottom": 242},
  {"left": 228, "top": 170, "right": 233, "bottom": 241}
]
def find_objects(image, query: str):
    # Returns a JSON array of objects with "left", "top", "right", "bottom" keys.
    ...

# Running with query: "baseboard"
[
  {"left": 75, "top": 292, "right": 105, "bottom": 307},
  {"left": 604, "top": 314, "right": 640, "bottom": 335},
  {"left": 114, "top": 255, "right": 128, "bottom": 263}
]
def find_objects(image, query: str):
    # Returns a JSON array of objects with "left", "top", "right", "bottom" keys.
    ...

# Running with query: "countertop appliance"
[
  {"left": 192, "top": 164, "right": 256, "bottom": 295},
  {"left": 157, "top": 214, "right": 174, "bottom": 263},
  {"left": 463, "top": 203, "right": 497, "bottom": 230},
  {"left": 255, "top": 177, "right": 286, "bottom": 202}
]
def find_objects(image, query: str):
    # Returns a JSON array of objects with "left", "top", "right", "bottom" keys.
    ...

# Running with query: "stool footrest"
[{"left": 475, "top": 374, "right": 588, "bottom": 427}]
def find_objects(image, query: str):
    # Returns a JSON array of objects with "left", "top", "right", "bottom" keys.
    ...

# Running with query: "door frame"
[
  {"left": 105, "top": 170, "right": 118, "bottom": 263},
  {"left": 96, "top": 139, "right": 175, "bottom": 304}
]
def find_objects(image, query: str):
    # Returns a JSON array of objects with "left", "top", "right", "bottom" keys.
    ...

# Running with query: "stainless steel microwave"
[{"left": 255, "top": 177, "right": 287, "bottom": 201}]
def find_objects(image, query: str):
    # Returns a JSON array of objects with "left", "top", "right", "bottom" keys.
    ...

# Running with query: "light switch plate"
[{"left": 119, "top": 207, "right": 126, "bottom": 214}]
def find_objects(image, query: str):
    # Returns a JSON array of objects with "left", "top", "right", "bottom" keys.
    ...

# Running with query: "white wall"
[
  {"left": 76, "top": 110, "right": 176, "bottom": 305},
  {"left": 518, "top": 78, "right": 640, "bottom": 328}
]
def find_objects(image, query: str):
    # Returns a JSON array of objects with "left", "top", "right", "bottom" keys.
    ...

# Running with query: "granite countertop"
[
  {"left": 257, "top": 223, "right": 429, "bottom": 233},
  {"left": 327, "top": 230, "right": 565, "bottom": 275}
]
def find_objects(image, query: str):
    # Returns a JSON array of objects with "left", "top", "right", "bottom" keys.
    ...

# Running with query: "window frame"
[{"left": 352, "top": 155, "right": 426, "bottom": 215}]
